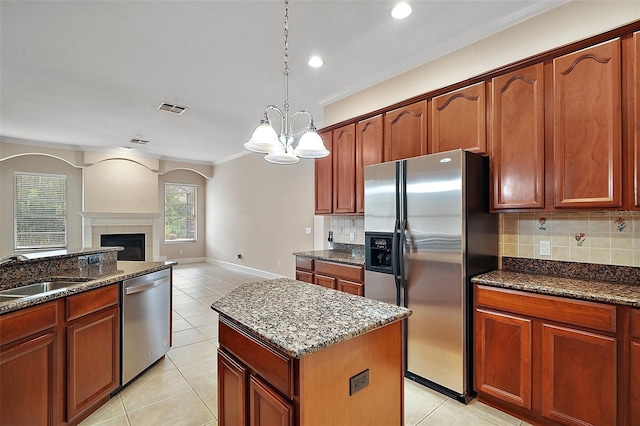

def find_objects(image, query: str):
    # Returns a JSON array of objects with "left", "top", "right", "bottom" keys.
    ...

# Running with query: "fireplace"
[{"left": 101, "top": 233, "right": 145, "bottom": 261}]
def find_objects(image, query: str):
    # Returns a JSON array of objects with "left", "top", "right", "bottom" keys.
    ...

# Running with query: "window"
[
  {"left": 164, "top": 183, "right": 197, "bottom": 242},
  {"left": 14, "top": 172, "right": 67, "bottom": 250}
]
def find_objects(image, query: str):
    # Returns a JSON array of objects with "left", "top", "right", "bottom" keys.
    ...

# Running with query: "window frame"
[
  {"left": 14, "top": 171, "right": 68, "bottom": 251},
  {"left": 164, "top": 182, "right": 198, "bottom": 243}
]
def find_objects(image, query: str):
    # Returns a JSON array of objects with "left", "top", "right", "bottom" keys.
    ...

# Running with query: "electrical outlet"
[
  {"left": 305, "top": 227, "right": 312, "bottom": 235},
  {"left": 540, "top": 240, "right": 551, "bottom": 256},
  {"left": 87, "top": 255, "right": 100, "bottom": 265},
  {"left": 349, "top": 369, "right": 369, "bottom": 396},
  {"left": 349, "top": 232, "right": 355, "bottom": 242}
]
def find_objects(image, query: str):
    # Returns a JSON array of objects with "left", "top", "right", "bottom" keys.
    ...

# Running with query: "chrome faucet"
[{"left": 0, "top": 254, "right": 29, "bottom": 266}]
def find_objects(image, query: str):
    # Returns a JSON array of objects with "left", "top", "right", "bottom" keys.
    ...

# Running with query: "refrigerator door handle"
[
  {"left": 398, "top": 218, "right": 408, "bottom": 304},
  {"left": 392, "top": 218, "right": 402, "bottom": 306}
]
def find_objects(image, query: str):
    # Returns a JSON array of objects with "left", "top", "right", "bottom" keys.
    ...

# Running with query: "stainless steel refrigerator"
[{"left": 364, "top": 149, "right": 497, "bottom": 402}]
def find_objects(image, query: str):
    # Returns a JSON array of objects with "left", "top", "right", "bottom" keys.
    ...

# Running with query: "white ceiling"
[{"left": 0, "top": 0, "right": 565, "bottom": 165}]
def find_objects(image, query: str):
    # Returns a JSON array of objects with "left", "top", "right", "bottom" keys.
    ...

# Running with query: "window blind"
[{"left": 14, "top": 172, "right": 67, "bottom": 249}]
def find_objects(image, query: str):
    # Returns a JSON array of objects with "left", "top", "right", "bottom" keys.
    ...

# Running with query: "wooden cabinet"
[
  {"left": 0, "top": 300, "right": 63, "bottom": 426},
  {"left": 314, "top": 130, "right": 333, "bottom": 214},
  {"left": 491, "top": 64, "right": 545, "bottom": 210},
  {"left": 475, "top": 284, "right": 618, "bottom": 425},
  {"left": 384, "top": 101, "right": 427, "bottom": 161},
  {"left": 630, "top": 309, "right": 640, "bottom": 426},
  {"left": 249, "top": 375, "right": 294, "bottom": 426},
  {"left": 356, "top": 115, "right": 384, "bottom": 213},
  {"left": 332, "top": 124, "right": 357, "bottom": 213},
  {"left": 65, "top": 284, "right": 120, "bottom": 423},
  {"left": 541, "top": 324, "right": 616, "bottom": 425},
  {"left": 218, "top": 314, "right": 404, "bottom": 426},
  {"left": 297, "top": 258, "right": 364, "bottom": 296},
  {"left": 631, "top": 32, "right": 640, "bottom": 209},
  {"left": 431, "top": 82, "right": 487, "bottom": 154},
  {"left": 553, "top": 39, "right": 622, "bottom": 209},
  {"left": 475, "top": 308, "right": 532, "bottom": 409},
  {"left": 218, "top": 348, "right": 248, "bottom": 426}
]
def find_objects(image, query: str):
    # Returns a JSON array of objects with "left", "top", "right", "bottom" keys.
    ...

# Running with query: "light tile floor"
[{"left": 81, "top": 262, "right": 528, "bottom": 426}]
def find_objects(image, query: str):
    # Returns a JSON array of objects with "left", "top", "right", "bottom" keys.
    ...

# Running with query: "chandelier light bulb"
[{"left": 391, "top": 2, "right": 412, "bottom": 20}]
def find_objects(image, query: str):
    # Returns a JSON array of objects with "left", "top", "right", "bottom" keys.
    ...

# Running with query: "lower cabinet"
[
  {"left": 217, "top": 315, "right": 404, "bottom": 426},
  {"left": 66, "top": 284, "right": 120, "bottom": 423},
  {"left": 0, "top": 300, "right": 63, "bottom": 425},
  {"left": 475, "top": 285, "right": 619, "bottom": 426},
  {"left": 631, "top": 309, "right": 640, "bottom": 426},
  {"left": 295, "top": 256, "right": 364, "bottom": 296},
  {"left": 0, "top": 284, "right": 121, "bottom": 425}
]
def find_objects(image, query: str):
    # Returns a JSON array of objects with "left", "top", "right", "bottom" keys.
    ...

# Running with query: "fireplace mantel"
[{"left": 79, "top": 211, "right": 163, "bottom": 261}]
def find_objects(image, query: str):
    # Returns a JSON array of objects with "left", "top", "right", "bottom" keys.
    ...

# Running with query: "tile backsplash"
[
  {"left": 327, "top": 216, "right": 365, "bottom": 245},
  {"left": 501, "top": 212, "right": 640, "bottom": 267},
  {"left": 326, "top": 212, "right": 640, "bottom": 267}
]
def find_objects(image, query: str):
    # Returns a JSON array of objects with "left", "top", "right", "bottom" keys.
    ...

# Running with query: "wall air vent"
[
  {"left": 129, "top": 138, "right": 150, "bottom": 145},
  {"left": 158, "top": 102, "right": 187, "bottom": 115}
]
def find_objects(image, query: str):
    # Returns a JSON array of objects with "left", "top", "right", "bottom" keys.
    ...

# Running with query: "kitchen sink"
[{"left": 0, "top": 279, "right": 91, "bottom": 299}]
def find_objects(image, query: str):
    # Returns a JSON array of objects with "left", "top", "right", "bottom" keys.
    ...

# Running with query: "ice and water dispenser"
[{"left": 365, "top": 232, "right": 394, "bottom": 274}]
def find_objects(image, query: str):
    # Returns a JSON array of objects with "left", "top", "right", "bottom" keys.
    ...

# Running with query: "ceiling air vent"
[
  {"left": 129, "top": 138, "right": 150, "bottom": 145},
  {"left": 158, "top": 102, "right": 187, "bottom": 115}
]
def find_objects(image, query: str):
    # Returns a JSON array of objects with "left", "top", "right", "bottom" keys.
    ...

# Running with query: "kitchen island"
[{"left": 212, "top": 278, "right": 411, "bottom": 426}]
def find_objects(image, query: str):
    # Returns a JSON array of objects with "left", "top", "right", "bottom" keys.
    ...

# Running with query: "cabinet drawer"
[
  {"left": 0, "top": 300, "right": 62, "bottom": 345},
  {"left": 295, "top": 270, "right": 314, "bottom": 284},
  {"left": 295, "top": 257, "right": 314, "bottom": 272},
  {"left": 66, "top": 284, "right": 119, "bottom": 322},
  {"left": 219, "top": 317, "right": 294, "bottom": 399},
  {"left": 632, "top": 309, "right": 640, "bottom": 339},
  {"left": 315, "top": 260, "right": 363, "bottom": 283},
  {"left": 475, "top": 285, "right": 616, "bottom": 333}
]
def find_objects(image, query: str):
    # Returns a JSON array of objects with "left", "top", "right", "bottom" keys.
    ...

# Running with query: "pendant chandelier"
[{"left": 244, "top": 0, "right": 330, "bottom": 165}]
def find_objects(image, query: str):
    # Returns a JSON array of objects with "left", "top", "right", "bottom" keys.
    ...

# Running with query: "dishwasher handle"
[{"left": 124, "top": 276, "right": 170, "bottom": 295}]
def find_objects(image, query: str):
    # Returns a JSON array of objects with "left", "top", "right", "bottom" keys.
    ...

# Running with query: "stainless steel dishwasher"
[{"left": 121, "top": 268, "right": 171, "bottom": 385}]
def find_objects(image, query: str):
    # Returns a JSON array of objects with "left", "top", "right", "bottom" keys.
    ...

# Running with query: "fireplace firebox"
[{"left": 101, "top": 233, "right": 145, "bottom": 261}]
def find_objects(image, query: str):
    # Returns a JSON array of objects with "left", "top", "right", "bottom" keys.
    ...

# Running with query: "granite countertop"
[
  {"left": 0, "top": 261, "right": 176, "bottom": 314},
  {"left": 212, "top": 278, "right": 411, "bottom": 358},
  {"left": 293, "top": 248, "right": 365, "bottom": 266},
  {"left": 472, "top": 270, "right": 640, "bottom": 308}
]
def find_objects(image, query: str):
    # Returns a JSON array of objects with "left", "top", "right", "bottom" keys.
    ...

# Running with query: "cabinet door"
[
  {"left": 634, "top": 32, "right": 640, "bottom": 208},
  {"left": 1, "top": 333, "right": 58, "bottom": 426},
  {"left": 218, "top": 349, "right": 247, "bottom": 426},
  {"left": 432, "top": 82, "right": 486, "bottom": 154},
  {"left": 333, "top": 124, "right": 356, "bottom": 213},
  {"left": 67, "top": 306, "right": 119, "bottom": 421},
  {"left": 631, "top": 340, "right": 640, "bottom": 426},
  {"left": 553, "top": 39, "right": 622, "bottom": 208},
  {"left": 356, "top": 115, "right": 384, "bottom": 213},
  {"left": 475, "top": 308, "right": 532, "bottom": 409},
  {"left": 249, "top": 375, "right": 293, "bottom": 426},
  {"left": 384, "top": 101, "right": 427, "bottom": 161},
  {"left": 541, "top": 324, "right": 616, "bottom": 426},
  {"left": 337, "top": 279, "right": 364, "bottom": 296},
  {"left": 315, "top": 130, "right": 333, "bottom": 214},
  {"left": 295, "top": 270, "right": 313, "bottom": 284},
  {"left": 491, "top": 64, "right": 545, "bottom": 209},
  {"left": 314, "top": 274, "right": 336, "bottom": 290}
]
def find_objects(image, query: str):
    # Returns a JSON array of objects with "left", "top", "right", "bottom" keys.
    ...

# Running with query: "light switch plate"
[
  {"left": 305, "top": 227, "right": 312, "bottom": 235},
  {"left": 540, "top": 240, "right": 551, "bottom": 256}
]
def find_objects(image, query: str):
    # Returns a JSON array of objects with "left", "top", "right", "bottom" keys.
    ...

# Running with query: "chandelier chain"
[{"left": 283, "top": 0, "right": 290, "bottom": 114}]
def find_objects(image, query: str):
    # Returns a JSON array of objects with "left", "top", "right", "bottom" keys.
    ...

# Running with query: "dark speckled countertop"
[
  {"left": 0, "top": 261, "right": 176, "bottom": 314},
  {"left": 293, "top": 244, "right": 365, "bottom": 266},
  {"left": 472, "top": 270, "right": 640, "bottom": 308},
  {"left": 212, "top": 278, "right": 410, "bottom": 358}
]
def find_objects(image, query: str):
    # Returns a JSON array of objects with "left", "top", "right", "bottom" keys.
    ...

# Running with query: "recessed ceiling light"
[
  {"left": 391, "top": 2, "right": 412, "bottom": 19},
  {"left": 308, "top": 56, "right": 324, "bottom": 68}
]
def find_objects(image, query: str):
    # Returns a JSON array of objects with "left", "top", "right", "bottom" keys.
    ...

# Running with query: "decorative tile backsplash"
[
  {"left": 327, "top": 216, "right": 365, "bottom": 245},
  {"left": 500, "top": 212, "right": 640, "bottom": 267},
  {"left": 326, "top": 212, "right": 640, "bottom": 267}
]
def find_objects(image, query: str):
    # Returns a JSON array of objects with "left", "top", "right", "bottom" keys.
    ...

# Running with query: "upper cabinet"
[
  {"left": 632, "top": 32, "right": 640, "bottom": 209},
  {"left": 552, "top": 39, "right": 622, "bottom": 209},
  {"left": 356, "top": 116, "right": 384, "bottom": 213},
  {"left": 384, "top": 101, "right": 427, "bottom": 162},
  {"left": 491, "top": 64, "right": 545, "bottom": 210},
  {"left": 314, "top": 130, "right": 333, "bottom": 214},
  {"left": 431, "top": 82, "right": 487, "bottom": 154},
  {"left": 332, "top": 124, "right": 357, "bottom": 214}
]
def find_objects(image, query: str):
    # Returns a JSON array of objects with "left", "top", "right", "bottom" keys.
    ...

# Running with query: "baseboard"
[
  {"left": 166, "top": 256, "right": 207, "bottom": 264},
  {"left": 205, "top": 258, "right": 286, "bottom": 280}
]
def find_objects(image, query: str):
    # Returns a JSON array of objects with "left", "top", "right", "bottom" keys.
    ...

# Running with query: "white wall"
[{"left": 206, "top": 153, "right": 315, "bottom": 276}]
